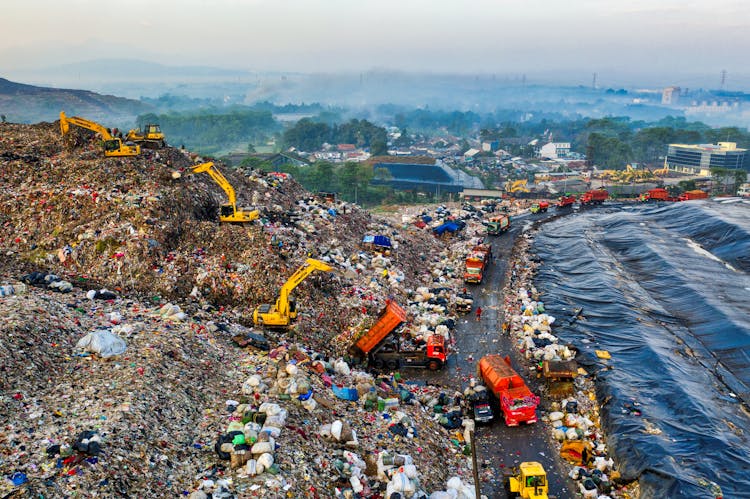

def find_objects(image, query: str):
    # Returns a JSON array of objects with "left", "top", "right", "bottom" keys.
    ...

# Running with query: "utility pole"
[{"left": 470, "top": 429, "right": 481, "bottom": 499}]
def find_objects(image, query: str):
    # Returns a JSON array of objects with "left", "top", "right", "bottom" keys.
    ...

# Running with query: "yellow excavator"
[
  {"left": 653, "top": 163, "right": 671, "bottom": 177},
  {"left": 253, "top": 258, "right": 333, "bottom": 327},
  {"left": 60, "top": 111, "right": 140, "bottom": 157},
  {"left": 126, "top": 123, "right": 166, "bottom": 149},
  {"left": 190, "top": 161, "right": 259, "bottom": 223},
  {"left": 505, "top": 179, "right": 531, "bottom": 194}
]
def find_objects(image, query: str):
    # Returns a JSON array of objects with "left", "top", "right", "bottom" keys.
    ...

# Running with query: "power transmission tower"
[
  {"left": 592, "top": 72, "right": 598, "bottom": 90},
  {"left": 720, "top": 69, "right": 727, "bottom": 89}
]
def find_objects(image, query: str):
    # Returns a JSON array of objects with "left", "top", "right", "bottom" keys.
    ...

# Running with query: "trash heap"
[
  {"left": 202, "top": 345, "right": 479, "bottom": 497},
  {"left": 0, "top": 283, "right": 248, "bottom": 497},
  {"left": 0, "top": 122, "right": 487, "bottom": 497},
  {"left": 502, "top": 233, "right": 638, "bottom": 499}
]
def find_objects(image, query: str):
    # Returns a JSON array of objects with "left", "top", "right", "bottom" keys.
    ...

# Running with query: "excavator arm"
[
  {"left": 190, "top": 161, "right": 259, "bottom": 222},
  {"left": 60, "top": 111, "right": 113, "bottom": 140},
  {"left": 191, "top": 162, "right": 238, "bottom": 208},
  {"left": 59, "top": 111, "right": 139, "bottom": 157},
  {"left": 254, "top": 258, "right": 333, "bottom": 327},
  {"left": 275, "top": 259, "right": 333, "bottom": 316},
  {"left": 506, "top": 179, "right": 530, "bottom": 193}
]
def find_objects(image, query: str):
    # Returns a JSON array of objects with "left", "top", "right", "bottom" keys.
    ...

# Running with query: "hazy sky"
[{"left": 2, "top": 0, "right": 749, "bottom": 87}]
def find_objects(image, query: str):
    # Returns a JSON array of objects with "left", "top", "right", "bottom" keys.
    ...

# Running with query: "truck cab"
[{"left": 470, "top": 389, "right": 494, "bottom": 423}]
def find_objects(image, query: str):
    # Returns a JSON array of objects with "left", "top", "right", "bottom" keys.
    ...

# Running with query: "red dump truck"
[
  {"left": 556, "top": 195, "right": 576, "bottom": 208},
  {"left": 641, "top": 188, "right": 678, "bottom": 202},
  {"left": 579, "top": 189, "right": 608, "bottom": 206},
  {"left": 478, "top": 355, "right": 540, "bottom": 426},
  {"left": 678, "top": 190, "right": 709, "bottom": 201},
  {"left": 353, "top": 300, "right": 447, "bottom": 371},
  {"left": 464, "top": 243, "right": 492, "bottom": 284}
]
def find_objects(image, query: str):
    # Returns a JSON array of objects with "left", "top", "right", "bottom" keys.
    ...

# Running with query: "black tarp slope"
[{"left": 533, "top": 200, "right": 750, "bottom": 498}]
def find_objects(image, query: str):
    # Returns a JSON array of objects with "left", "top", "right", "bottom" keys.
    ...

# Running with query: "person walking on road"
[{"left": 475, "top": 306, "right": 482, "bottom": 321}]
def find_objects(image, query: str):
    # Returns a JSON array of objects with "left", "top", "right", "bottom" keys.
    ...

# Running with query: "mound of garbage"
[{"left": 0, "top": 121, "right": 485, "bottom": 497}]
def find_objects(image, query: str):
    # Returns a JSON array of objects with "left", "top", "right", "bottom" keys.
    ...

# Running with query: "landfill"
[{"left": 1, "top": 120, "right": 705, "bottom": 498}]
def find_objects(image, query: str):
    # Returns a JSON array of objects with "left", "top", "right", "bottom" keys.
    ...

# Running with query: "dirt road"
[{"left": 423, "top": 211, "right": 576, "bottom": 499}]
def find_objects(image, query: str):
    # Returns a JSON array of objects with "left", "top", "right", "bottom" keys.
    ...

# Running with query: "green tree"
[
  {"left": 677, "top": 179, "right": 697, "bottom": 192},
  {"left": 370, "top": 139, "right": 387, "bottom": 156},
  {"left": 632, "top": 127, "right": 674, "bottom": 165},
  {"left": 587, "top": 132, "right": 632, "bottom": 168}
]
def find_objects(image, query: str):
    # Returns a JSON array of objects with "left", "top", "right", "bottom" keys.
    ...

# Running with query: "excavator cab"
[{"left": 288, "top": 297, "right": 297, "bottom": 319}]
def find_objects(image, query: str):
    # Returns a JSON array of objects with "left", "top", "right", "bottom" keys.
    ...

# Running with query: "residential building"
[
  {"left": 664, "top": 142, "right": 749, "bottom": 176},
  {"left": 481, "top": 141, "right": 499, "bottom": 152}
]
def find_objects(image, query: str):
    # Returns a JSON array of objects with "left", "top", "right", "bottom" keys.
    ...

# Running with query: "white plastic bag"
[{"left": 76, "top": 329, "right": 127, "bottom": 358}]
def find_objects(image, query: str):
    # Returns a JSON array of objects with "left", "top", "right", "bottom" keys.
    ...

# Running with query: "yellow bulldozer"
[
  {"left": 504, "top": 461, "right": 552, "bottom": 499},
  {"left": 253, "top": 258, "right": 333, "bottom": 327},
  {"left": 59, "top": 111, "right": 140, "bottom": 157},
  {"left": 190, "top": 162, "right": 259, "bottom": 223},
  {"left": 126, "top": 123, "right": 166, "bottom": 149}
]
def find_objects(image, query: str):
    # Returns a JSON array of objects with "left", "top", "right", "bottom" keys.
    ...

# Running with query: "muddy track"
[{"left": 422, "top": 208, "right": 578, "bottom": 499}]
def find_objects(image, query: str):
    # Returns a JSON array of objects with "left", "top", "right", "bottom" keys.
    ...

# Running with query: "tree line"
[
  {"left": 136, "top": 109, "right": 280, "bottom": 155},
  {"left": 241, "top": 158, "right": 433, "bottom": 207},
  {"left": 281, "top": 118, "right": 388, "bottom": 155}
]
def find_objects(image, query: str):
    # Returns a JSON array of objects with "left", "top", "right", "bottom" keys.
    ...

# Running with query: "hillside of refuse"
[{"left": 0, "top": 121, "right": 487, "bottom": 498}]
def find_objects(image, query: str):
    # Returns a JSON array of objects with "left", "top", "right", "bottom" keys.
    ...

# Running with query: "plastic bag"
[{"left": 76, "top": 329, "right": 127, "bottom": 358}]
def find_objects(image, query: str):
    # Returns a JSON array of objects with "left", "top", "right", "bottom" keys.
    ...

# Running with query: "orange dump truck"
[
  {"left": 678, "top": 190, "right": 709, "bottom": 201},
  {"left": 579, "top": 189, "right": 608, "bottom": 206},
  {"left": 478, "top": 355, "right": 540, "bottom": 426},
  {"left": 353, "top": 300, "right": 447, "bottom": 371},
  {"left": 464, "top": 243, "right": 492, "bottom": 284}
]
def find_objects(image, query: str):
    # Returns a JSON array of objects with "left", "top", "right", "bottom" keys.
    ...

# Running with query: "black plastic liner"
[{"left": 532, "top": 200, "right": 750, "bottom": 498}]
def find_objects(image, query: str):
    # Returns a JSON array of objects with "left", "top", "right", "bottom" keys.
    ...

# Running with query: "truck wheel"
[
  {"left": 373, "top": 359, "right": 385, "bottom": 369},
  {"left": 428, "top": 360, "right": 441, "bottom": 371},
  {"left": 386, "top": 360, "right": 399, "bottom": 371}
]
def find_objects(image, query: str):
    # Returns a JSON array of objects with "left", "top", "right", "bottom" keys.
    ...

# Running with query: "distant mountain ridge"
[{"left": 0, "top": 77, "right": 151, "bottom": 126}]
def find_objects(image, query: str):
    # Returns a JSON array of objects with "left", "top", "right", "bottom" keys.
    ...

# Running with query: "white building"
[
  {"left": 539, "top": 142, "right": 571, "bottom": 159},
  {"left": 661, "top": 86, "right": 681, "bottom": 105}
]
